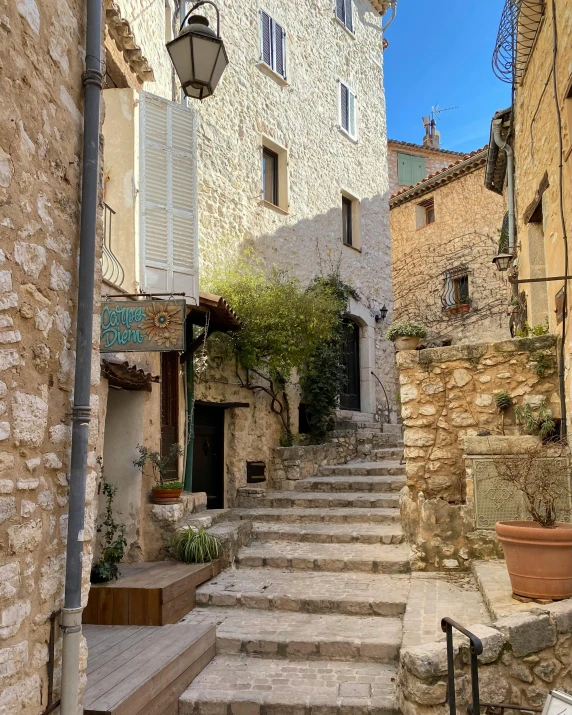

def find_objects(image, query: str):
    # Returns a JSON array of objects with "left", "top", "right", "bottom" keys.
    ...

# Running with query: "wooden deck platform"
[
  {"left": 84, "top": 561, "right": 221, "bottom": 627},
  {"left": 84, "top": 623, "right": 215, "bottom": 715}
]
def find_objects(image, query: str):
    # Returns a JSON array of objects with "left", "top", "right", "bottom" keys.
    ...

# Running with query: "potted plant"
[
  {"left": 493, "top": 439, "right": 572, "bottom": 600},
  {"left": 171, "top": 526, "right": 222, "bottom": 564},
  {"left": 385, "top": 321, "right": 427, "bottom": 351},
  {"left": 457, "top": 296, "right": 472, "bottom": 313},
  {"left": 134, "top": 443, "right": 184, "bottom": 504},
  {"left": 507, "top": 298, "right": 521, "bottom": 315}
]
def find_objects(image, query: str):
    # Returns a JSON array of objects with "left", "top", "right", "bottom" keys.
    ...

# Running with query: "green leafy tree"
[{"left": 207, "top": 262, "right": 344, "bottom": 445}]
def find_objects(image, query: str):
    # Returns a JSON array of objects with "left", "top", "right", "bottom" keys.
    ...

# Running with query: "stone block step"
[
  {"left": 179, "top": 655, "right": 399, "bottom": 715},
  {"left": 236, "top": 490, "right": 400, "bottom": 509},
  {"left": 297, "top": 475, "right": 406, "bottom": 493},
  {"left": 252, "top": 522, "right": 404, "bottom": 544},
  {"left": 372, "top": 448, "right": 404, "bottom": 461},
  {"left": 318, "top": 461, "right": 405, "bottom": 477},
  {"left": 196, "top": 568, "right": 409, "bottom": 616},
  {"left": 231, "top": 507, "right": 401, "bottom": 524},
  {"left": 236, "top": 541, "right": 410, "bottom": 574},
  {"left": 381, "top": 424, "right": 403, "bottom": 436},
  {"left": 181, "top": 607, "right": 402, "bottom": 663}
]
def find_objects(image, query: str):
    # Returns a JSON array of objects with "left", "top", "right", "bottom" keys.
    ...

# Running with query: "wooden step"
[
  {"left": 84, "top": 623, "right": 215, "bottom": 715},
  {"left": 84, "top": 561, "right": 221, "bottom": 626}
]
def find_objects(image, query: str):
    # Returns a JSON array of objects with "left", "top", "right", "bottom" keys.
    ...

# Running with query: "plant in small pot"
[
  {"left": 456, "top": 295, "right": 472, "bottom": 314},
  {"left": 493, "top": 439, "right": 572, "bottom": 600},
  {"left": 385, "top": 321, "right": 427, "bottom": 351},
  {"left": 171, "top": 526, "right": 222, "bottom": 564},
  {"left": 134, "top": 443, "right": 184, "bottom": 504}
]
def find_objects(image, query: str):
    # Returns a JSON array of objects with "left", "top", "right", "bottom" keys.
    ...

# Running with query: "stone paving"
[
  {"left": 297, "top": 475, "right": 406, "bottom": 492},
  {"left": 237, "top": 491, "right": 401, "bottom": 509},
  {"left": 252, "top": 521, "right": 404, "bottom": 544},
  {"left": 232, "top": 507, "right": 401, "bottom": 524}
]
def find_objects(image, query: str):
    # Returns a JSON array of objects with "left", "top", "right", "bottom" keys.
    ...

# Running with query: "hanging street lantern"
[
  {"left": 492, "top": 253, "right": 513, "bottom": 272},
  {"left": 167, "top": 1, "right": 228, "bottom": 101}
]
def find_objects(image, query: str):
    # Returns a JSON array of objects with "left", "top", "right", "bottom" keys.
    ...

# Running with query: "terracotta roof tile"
[{"left": 387, "top": 139, "right": 466, "bottom": 156}]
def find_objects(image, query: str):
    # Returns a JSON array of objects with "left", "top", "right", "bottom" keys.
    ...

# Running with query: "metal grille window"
[
  {"left": 492, "top": 0, "right": 545, "bottom": 85},
  {"left": 260, "top": 10, "right": 286, "bottom": 79},
  {"left": 335, "top": 0, "right": 353, "bottom": 32},
  {"left": 442, "top": 266, "right": 471, "bottom": 309},
  {"left": 262, "top": 147, "right": 278, "bottom": 205},
  {"left": 340, "top": 82, "right": 357, "bottom": 139}
]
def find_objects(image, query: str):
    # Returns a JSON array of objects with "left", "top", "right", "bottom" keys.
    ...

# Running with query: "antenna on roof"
[{"left": 422, "top": 105, "right": 459, "bottom": 150}]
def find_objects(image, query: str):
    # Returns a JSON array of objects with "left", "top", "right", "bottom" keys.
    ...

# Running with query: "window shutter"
[
  {"left": 139, "top": 91, "right": 198, "bottom": 304},
  {"left": 274, "top": 21, "right": 286, "bottom": 78},
  {"left": 336, "top": 0, "right": 345, "bottom": 24},
  {"left": 345, "top": 0, "right": 353, "bottom": 31},
  {"left": 397, "top": 153, "right": 427, "bottom": 185},
  {"left": 348, "top": 89, "right": 356, "bottom": 138},
  {"left": 340, "top": 83, "right": 349, "bottom": 131},
  {"left": 260, "top": 10, "right": 272, "bottom": 67}
]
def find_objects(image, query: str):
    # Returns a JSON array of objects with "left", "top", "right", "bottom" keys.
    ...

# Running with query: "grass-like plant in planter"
[
  {"left": 495, "top": 390, "right": 513, "bottom": 436},
  {"left": 91, "top": 473, "right": 127, "bottom": 583},
  {"left": 134, "top": 443, "right": 184, "bottom": 504},
  {"left": 385, "top": 321, "right": 427, "bottom": 351},
  {"left": 514, "top": 399, "right": 556, "bottom": 441},
  {"left": 492, "top": 439, "right": 572, "bottom": 600},
  {"left": 171, "top": 526, "right": 221, "bottom": 564}
]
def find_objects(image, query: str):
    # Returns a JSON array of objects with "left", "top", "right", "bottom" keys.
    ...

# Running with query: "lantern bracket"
[{"left": 181, "top": 1, "right": 221, "bottom": 37}]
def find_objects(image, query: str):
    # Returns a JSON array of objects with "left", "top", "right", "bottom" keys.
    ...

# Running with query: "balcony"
[{"left": 492, "top": 0, "right": 545, "bottom": 85}]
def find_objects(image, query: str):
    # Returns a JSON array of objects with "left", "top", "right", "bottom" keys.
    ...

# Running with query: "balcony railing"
[
  {"left": 102, "top": 202, "right": 124, "bottom": 288},
  {"left": 492, "top": 0, "right": 545, "bottom": 85}
]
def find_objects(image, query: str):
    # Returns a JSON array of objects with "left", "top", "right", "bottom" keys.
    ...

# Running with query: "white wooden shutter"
[
  {"left": 336, "top": 0, "right": 345, "bottom": 24},
  {"left": 345, "top": 0, "right": 353, "bottom": 32},
  {"left": 274, "top": 21, "right": 286, "bottom": 78},
  {"left": 340, "top": 82, "right": 349, "bottom": 131},
  {"left": 139, "top": 91, "right": 198, "bottom": 305},
  {"left": 348, "top": 89, "right": 356, "bottom": 138},
  {"left": 260, "top": 11, "right": 272, "bottom": 67}
]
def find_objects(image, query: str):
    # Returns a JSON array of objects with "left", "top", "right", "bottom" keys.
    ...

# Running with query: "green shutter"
[{"left": 397, "top": 153, "right": 427, "bottom": 186}]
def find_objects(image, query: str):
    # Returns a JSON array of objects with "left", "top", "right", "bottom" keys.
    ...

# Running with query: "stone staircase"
[{"left": 179, "top": 422, "right": 409, "bottom": 715}]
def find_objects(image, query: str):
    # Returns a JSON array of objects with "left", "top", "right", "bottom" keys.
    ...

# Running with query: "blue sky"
[{"left": 383, "top": 0, "right": 512, "bottom": 154}]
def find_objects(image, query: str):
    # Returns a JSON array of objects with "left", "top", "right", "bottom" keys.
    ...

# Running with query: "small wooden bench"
[
  {"left": 84, "top": 623, "right": 215, "bottom": 715},
  {"left": 84, "top": 561, "right": 221, "bottom": 626}
]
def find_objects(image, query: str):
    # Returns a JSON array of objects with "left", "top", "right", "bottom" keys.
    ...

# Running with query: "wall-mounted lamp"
[
  {"left": 375, "top": 305, "right": 388, "bottom": 322},
  {"left": 492, "top": 253, "right": 513, "bottom": 272}
]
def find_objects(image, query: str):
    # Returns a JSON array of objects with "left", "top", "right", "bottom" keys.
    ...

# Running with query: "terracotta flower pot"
[
  {"left": 151, "top": 486, "right": 183, "bottom": 505},
  {"left": 394, "top": 336, "right": 420, "bottom": 351},
  {"left": 495, "top": 521, "right": 572, "bottom": 600},
  {"left": 458, "top": 303, "right": 470, "bottom": 313}
]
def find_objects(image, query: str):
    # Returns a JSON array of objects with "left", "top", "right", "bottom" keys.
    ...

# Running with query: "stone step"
[
  {"left": 231, "top": 507, "right": 401, "bottom": 524},
  {"left": 196, "top": 568, "right": 410, "bottom": 617},
  {"left": 318, "top": 461, "right": 405, "bottom": 477},
  {"left": 381, "top": 424, "right": 403, "bottom": 436},
  {"left": 236, "top": 541, "right": 410, "bottom": 574},
  {"left": 297, "top": 475, "right": 406, "bottom": 493},
  {"left": 179, "top": 655, "right": 399, "bottom": 715},
  {"left": 181, "top": 607, "right": 402, "bottom": 663},
  {"left": 372, "top": 448, "right": 404, "bottom": 461},
  {"left": 363, "top": 434, "right": 404, "bottom": 447},
  {"left": 252, "top": 522, "right": 404, "bottom": 544},
  {"left": 237, "top": 490, "right": 400, "bottom": 509}
]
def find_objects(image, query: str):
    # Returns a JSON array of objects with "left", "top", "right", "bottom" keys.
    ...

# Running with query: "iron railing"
[
  {"left": 370, "top": 371, "right": 391, "bottom": 424},
  {"left": 102, "top": 202, "right": 124, "bottom": 288},
  {"left": 441, "top": 265, "right": 470, "bottom": 311},
  {"left": 492, "top": 0, "right": 545, "bottom": 85}
]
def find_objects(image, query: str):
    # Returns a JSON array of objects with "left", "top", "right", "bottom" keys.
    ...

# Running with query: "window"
[
  {"left": 415, "top": 197, "right": 435, "bottom": 229},
  {"left": 262, "top": 147, "right": 278, "bottom": 205},
  {"left": 397, "top": 152, "right": 427, "bottom": 186},
  {"left": 260, "top": 10, "right": 286, "bottom": 79},
  {"left": 341, "top": 192, "right": 360, "bottom": 249},
  {"left": 340, "top": 82, "right": 357, "bottom": 139},
  {"left": 335, "top": 0, "right": 353, "bottom": 32},
  {"left": 442, "top": 267, "right": 470, "bottom": 310},
  {"left": 261, "top": 137, "right": 288, "bottom": 211}
]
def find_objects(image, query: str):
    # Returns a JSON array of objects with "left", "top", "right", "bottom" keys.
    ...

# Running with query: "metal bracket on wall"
[{"left": 508, "top": 275, "right": 572, "bottom": 284}]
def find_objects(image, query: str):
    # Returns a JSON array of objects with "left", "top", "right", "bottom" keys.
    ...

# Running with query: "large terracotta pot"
[
  {"left": 394, "top": 336, "right": 420, "bottom": 351},
  {"left": 151, "top": 486, "right": 183, "bottom": 505},
  {"left": 495, "top": 521, "right": 572, "bottom": 600}
]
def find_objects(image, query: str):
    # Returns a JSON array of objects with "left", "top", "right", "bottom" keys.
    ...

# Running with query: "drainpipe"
[
  {"left": 381, "top": 0, "right": 397, "bottom": 32},
  {"left": 492, "top": 119, "right": 515, "bottom": 256},
  {"left": 60, "top": 0, "right": 102, "bottom": 711}
]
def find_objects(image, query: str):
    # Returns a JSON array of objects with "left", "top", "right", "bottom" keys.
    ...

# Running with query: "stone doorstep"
[
  {"left": 251, "top": 522, "right": 404, "bottom": 545},
  {"left": 229, "top": 507, "right": 402, "bottom": 525},
  {"left": 179, "top": 655, "right": 399, "bottom": 715},
  {"left": 371, "top": 448, "right": 405, "bottom": 459},
  {"left": 317, "top": 462, "right": 406, "bottom": 477},
  {"left": 299, "top": 477, "right": 405, "bottom": 493},
  {"left": 235, "top": 541, "right": 411, "bottom": 574},
  {"left": 236, "top": 491, "right": 401, "bottom": 510},
  {"left": 472, "top": 559, "right": 542, "bottom": 620},
  {"left": 180, "top": 607, "right": 402, "bottom": 663},
  {"left": 195, "top": 568, "right": 410, "bottom": 617}
]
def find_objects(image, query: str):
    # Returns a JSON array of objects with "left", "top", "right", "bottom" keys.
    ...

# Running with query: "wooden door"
[
  {"left": 193, "top": 406, "right": 224, "bottom": 509},
  {"left": 340, "top": 320, "right": 361, "bottom": 411},
  {"left": 161, "top": 352, "right": 179, "bottom": 482}
]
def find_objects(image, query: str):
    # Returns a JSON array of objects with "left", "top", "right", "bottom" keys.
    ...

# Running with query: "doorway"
[
  {"left": 340, "top": 319, "right": 361, "bottom": 411},
  {"left": 193, "top": 405, "right": 224, "bottom": 509}
]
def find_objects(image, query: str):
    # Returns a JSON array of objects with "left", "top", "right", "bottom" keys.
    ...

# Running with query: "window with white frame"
[
  {"left": 260, "top": 10, "right": 286, "bottom": 79},
  {"left": 335, "top": 0, "right": 353, "bottom": 32},
  {"left": 339, "top": 82, "right": 357, "bottom": 139}
]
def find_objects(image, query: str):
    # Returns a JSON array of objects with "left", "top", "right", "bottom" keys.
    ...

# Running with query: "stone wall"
[
  {"left": 387, "top": 141, "right": 465, "bottom": 196},
  {"left": 390, "top": 162, "right": 510, "bottom": 346},
  {"left": 270, "top": 431, "right": 358, "bottom": 490},
  {"left": 398, "top": 600, "right": 572, "bottom": 715},
  {"left": 397, "top": 336, "right": 560, "bottom": 571},
  {"left": 1, "top": 0, "right": 102, "bottom": 711}
]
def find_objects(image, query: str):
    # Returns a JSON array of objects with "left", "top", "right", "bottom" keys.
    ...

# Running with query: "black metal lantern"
[
  {"left": 167, "top": 1, "right": 228, "bottom": 101},
  {"left": 492, "top": 253, "right": 513, "bottom": 272},
  {"left": 376, "top": 305, "right": 388, "bottom": 322}
]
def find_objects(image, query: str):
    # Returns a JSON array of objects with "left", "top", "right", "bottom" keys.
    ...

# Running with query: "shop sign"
[{"left": 100, "top": 299, "right": 186, "bottom": 353}]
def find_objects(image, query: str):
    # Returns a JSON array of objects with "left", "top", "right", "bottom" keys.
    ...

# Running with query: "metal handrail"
[
  {"left": 102, "top": 202, "right": 125, "bottom": 288},
  {"left": 370, "top": 371, "right": 391, "bottom": 424},
  {"left": 441, "top": 618, "right": 483, "bottom": 715}
]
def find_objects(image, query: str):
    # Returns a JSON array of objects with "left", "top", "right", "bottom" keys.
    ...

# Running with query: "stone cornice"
[{"left": 105, "top": 0, "right": 155, "bottom": 83}]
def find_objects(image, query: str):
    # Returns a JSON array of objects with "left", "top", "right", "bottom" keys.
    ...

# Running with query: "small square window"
[
  {"left": 339, "top": 82, "right": 357, "bottom": 140},
  {"left": 415, "top": 197, "right": 435, "bottom": 228},
  {"left": 335, "top": 0, "right": 353, "bottom": 32},
  {"left": 262, "top": 147, "right": 278, "bottom": 205},
  {"left": 442, "top": 266, "right": 471, "bottom": 310}
]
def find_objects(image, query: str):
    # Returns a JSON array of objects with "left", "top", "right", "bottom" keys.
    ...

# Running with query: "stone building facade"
[
  {"left": 387, "top": 138, "right": 465, "bottom": 196},
  {"left": 390, "top": 148, "right": 510, "bottom": 346},
  {"left": 486, "top": 0, "right": 572, "bottom": 432},
  {"left": 0, "top": 0, "right": 102, "bottom": 711}
]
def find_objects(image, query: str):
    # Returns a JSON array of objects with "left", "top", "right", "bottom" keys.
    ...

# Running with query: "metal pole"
[{"left": 60, "top": 0, "right": 102, "bottom": 710}]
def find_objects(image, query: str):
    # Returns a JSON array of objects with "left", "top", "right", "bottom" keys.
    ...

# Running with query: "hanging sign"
[{"left": 100, "top": 299, "right": 186, "bottom": 353}]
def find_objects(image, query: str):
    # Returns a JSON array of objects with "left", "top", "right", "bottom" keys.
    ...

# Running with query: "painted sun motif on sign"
[{"left": 140, "top": 302, "right": 184, "bottom": 348}]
